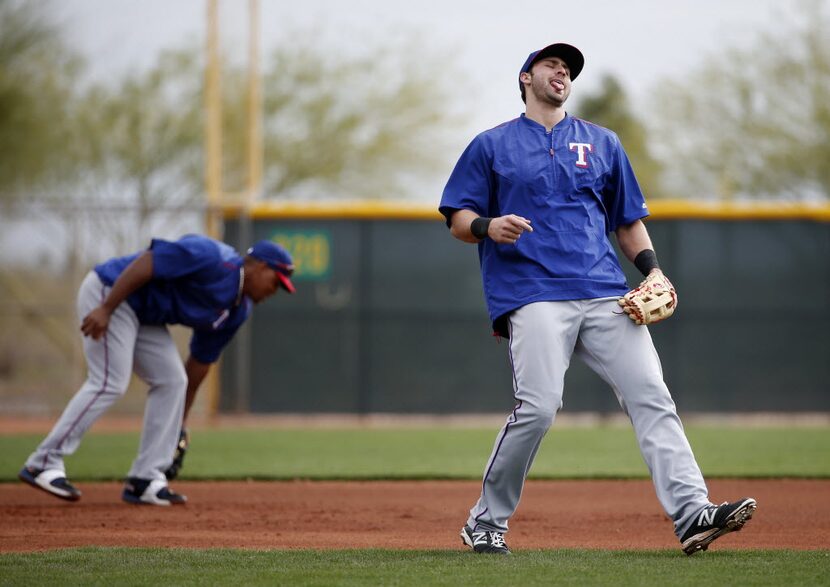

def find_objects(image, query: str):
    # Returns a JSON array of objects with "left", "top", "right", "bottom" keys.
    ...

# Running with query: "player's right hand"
[
  {"left": 489, "top": 214, "right": 533, "bottom": 244},
  {"left": 81, "top": 306, "right": 111, "bottom": 340}
]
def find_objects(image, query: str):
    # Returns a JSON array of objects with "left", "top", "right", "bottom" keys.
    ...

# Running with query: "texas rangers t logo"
[{"left": 569, "top": 142, "right": 594, "bottom": 168}]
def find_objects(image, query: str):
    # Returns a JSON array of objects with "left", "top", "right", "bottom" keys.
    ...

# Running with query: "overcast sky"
[
  {"left": 1, "top": 1, "right": 797, "bottom": 266},
  {"left": 54, "top": 0, "right": 788, "bottom": 133}
]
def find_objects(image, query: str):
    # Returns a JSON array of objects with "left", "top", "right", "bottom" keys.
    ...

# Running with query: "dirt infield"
[{"left": 1, "top": 479, "right": 827, "bottom": 552}]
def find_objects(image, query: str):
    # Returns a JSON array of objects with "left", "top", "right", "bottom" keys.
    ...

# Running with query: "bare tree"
[
  {"left": 649, "top": 0, "right": 830, "bottom": 201},
  {"left": 222, "top": 33, "right": 462, "bottom": 200},
  {"left": 574, "top": 75, "right": 664, "bottom": 199},
  {"left": 65, "top": 48, "right": 205, "bottom": 260},
  {"left": 7, "top": 31, "right": 462, "bottom": 268},
  {"left": 0, "top": 0, "right": 80, "bottom": 206}
]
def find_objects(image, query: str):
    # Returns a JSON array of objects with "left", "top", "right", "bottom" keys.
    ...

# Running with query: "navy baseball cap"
[
  {"left": 247, "top": 240, "right": 296, "bottom": 293},
  {"left": 519, "top": 42, "right": 584, "bottom": 102}
]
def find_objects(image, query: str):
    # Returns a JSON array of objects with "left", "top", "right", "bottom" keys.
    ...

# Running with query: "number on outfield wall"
[{"left": 271, "top": 231, "right": 331, "bottom": 280}]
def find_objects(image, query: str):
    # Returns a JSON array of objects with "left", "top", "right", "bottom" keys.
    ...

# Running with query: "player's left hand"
[
  {"left": 81, "top": 305, "right": 112, "bottom": 339},
  {"left": 618, "top": 269, "right": 678, "bottom": 325}
]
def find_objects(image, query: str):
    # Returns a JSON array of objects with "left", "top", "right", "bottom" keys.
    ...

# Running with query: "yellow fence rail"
[{"left": 222, "top": 199, "right": 830, "bottom": 222}]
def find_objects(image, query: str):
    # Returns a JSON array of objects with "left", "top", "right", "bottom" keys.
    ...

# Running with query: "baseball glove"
[
  {"left": 164, "top": 428, "right": 190, "bottom": 480},
  {"left": 618, "top": 269, "right": 678, "bottom": 325}
]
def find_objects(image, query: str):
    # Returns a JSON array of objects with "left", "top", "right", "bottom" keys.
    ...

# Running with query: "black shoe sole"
[
  {"left": 122, "top": 492, "right": 187, "bottom": 506},
  {"left": 682, "top": 499, "right": 757, "bottom": 555}
]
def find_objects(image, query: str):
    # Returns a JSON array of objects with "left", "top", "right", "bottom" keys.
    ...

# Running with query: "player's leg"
[
  {"left": 23, "top": 271, "right": 138, "bottom": 474},
  {"left": 466, "top": 301, "right": 580, "bottom": 536},
  {"left": 128, "top": 324, "right": 187, "bottom": 482},
  {"left": 574, "top": 297, "right": 711, "bottom": 538}
]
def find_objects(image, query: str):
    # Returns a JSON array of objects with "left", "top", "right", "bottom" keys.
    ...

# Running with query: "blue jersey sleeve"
[
  {"left": 188, "top": 300, "right": 250, "bottom": 363},
  {"left": 439, "top": 135, "right": 493, "bottom": 227},
  {"left": 150, "top": 235, "right": 221, "bottom": 280},
  {"left": 604, "top": 135, "right": 649, "bottom": 232}
]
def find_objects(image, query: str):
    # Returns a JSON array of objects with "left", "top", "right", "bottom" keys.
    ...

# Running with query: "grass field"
[
  {"left": 1, "top": 548, "right": 828, "bottom": 586},
  {"left": 2, "top": 424, "right": 828, "bottom": 586},
  {"left": 2, "top": 425, "right": 829, "bottom": 481}
]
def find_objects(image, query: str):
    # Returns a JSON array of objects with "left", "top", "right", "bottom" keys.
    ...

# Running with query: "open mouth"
[{"left": 551, "top": 79, "right": 565, "bottom": 91}]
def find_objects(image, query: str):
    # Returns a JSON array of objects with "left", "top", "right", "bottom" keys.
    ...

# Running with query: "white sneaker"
[{"left": 122, "top": 477, "right": 187, "bottom": 506}]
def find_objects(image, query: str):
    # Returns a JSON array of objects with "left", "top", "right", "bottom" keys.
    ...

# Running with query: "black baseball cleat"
[
  {"left": 122, "top": 477, "right": 187, "bottom": 506},
  {"left": 460, "top": 525, "right": 511, "bottom": 555},
  {"left": 165, "top": 428, "right": 190, "bottom": 480},
  {"left": 681, "top": 497, "right": 757, "bottom": 555},
  {"left": 18, "top": 466, "right": 82, "bottom": 502}
]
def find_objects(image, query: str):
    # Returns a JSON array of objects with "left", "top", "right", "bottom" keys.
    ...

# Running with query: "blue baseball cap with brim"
[
  {"left": 247, "top": 240, "right": 296, "bottom": 293},
  {"left": 519, "top": 42, "right": 584, "bottom": 102}
]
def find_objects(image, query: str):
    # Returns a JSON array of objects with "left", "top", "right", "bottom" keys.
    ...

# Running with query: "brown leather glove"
[{"left": 618, "top": 269, "right": 678, "bottom": 325}]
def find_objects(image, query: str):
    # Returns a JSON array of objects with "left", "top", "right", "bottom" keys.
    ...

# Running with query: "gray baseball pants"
[
  {"left": 25, "top": 271, "right": 186, "bottom": 481},
  {"left": 466, "top": 298, "right": 712, "bottom": 539}
]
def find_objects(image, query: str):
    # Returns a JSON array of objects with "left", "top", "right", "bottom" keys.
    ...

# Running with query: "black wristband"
[
  {"left": 634, "top": 249, "right": 660, "bottom": 276},
  {"left": 470, "top": 217, "right": 492, "bottom": 240}
]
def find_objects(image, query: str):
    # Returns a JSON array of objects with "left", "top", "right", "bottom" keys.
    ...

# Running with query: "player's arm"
[
  {"left": 165, "top": 355, "right": 210, "bottom": 480},
  {"left": 185, "top": 312, "right": 245, "bottom": 421},
  {"left": 449, "top": 209, "right": 534, "bottom": 244},
  {"left": 182, "top": 355, "right": 211, "bottom": 424},
  {"left": 81, "top": 251, "right": 154, "bottom": 340},
  {"left": 615, "top": 219, "right": 660, "bottom": 276},
  {"left": 616, "top": 219, "right": 678, "bottom": 325}
]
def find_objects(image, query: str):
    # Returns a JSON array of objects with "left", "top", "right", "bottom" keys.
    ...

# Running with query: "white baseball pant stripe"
[
  {"left": 467, "top": 298, "right": 712, "bottom": 539},
  {"left": 25, "top": 271, "right": 186, "bottom": 481}
]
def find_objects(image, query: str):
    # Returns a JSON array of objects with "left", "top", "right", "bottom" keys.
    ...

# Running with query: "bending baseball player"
[
  {"left": 19, "top": 235, "right": 295, "bottom": 505},
  {"left": 439, "top": 42, "right": 755, "bottom": 555}
]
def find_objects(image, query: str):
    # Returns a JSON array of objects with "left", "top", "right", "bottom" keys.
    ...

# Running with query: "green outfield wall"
[{"left": 220, "top": 201, "right": 830, "bottom": 414}]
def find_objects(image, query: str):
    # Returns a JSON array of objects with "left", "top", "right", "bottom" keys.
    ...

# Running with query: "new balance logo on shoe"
[
  {"left": 460, "top": 525, "right": 511, "bottom": 555},
  {"left": 681, "top": 497, "right": 756, "bottom": 555},
  {"left": 698, "top": 507, "right": 716, "bottom": 527}
]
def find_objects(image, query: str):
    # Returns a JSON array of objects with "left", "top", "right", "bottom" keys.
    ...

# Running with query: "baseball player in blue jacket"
[
  {"left": 440, "top": 43, "right": 756, "bottom": 555},
  {"left": 19, "top": 234, "right": 295, "bottom": 505}
]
